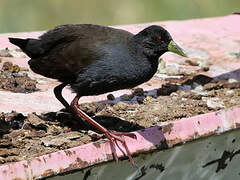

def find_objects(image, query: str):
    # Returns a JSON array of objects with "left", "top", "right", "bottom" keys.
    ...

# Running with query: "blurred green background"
[{"left": 0, "top": 0, "right": 238, "bottom": 33}]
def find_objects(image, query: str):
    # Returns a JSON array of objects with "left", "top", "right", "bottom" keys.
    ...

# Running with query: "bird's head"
[{"left": 134, "top": 25, "right": 187, "bottom": 58}]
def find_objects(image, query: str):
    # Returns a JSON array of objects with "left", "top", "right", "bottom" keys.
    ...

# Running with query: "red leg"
[
  {"left": 71, "top": 94, "right": 137, "bottom": 166},
  {"left": 54, "top": 83, "right": 71, "bottom": 111},
  {"left": 54, "top": 83, "right": 90, "bottom": 128}
]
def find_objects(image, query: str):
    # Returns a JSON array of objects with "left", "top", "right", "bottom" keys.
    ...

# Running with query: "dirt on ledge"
[
  {"left": 1, "top": 74, "right": 240, "bottom": 165},
  {"left": 0, "top": 61, "right": 38, "bottom": 93}
]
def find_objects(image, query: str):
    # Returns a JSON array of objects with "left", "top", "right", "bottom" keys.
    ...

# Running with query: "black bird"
[{"left": 9, "top": 24, "right": 187, "bottom": 166}]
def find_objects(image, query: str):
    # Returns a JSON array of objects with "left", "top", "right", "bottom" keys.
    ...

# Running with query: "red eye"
[{"left": 157, "top": 37, "right": 163, "bottom": 43}]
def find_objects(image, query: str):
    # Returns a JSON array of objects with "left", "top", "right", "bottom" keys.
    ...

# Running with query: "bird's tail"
[
  {"left": 8, "top": 37, "right": 44, "bottom": 58},
  {"left": 9, "top": 38, "right": 29, "bottom": 50}
]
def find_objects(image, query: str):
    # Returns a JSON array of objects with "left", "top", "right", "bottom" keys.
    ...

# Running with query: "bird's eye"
[{"left": 157, "top": 37, "right": 163, "bottom": 43}]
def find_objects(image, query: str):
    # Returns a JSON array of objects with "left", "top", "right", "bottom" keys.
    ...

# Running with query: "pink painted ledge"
[
  {"left": 0, "top": 106, "right": 240, "bottom": 179},
  {"left": 0, "top": 14, "right": 240, "bottom": 179}
]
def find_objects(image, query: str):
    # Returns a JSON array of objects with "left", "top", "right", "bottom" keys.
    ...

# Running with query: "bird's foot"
[
  {"left": 70, "top": 94, "right": 137, "bottom": 166},
  {"left": 103, "top": 130, "right": 137, "bottom": 167}
]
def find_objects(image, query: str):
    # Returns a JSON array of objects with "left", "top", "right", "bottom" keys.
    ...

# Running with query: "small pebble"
[
  {"left": 0, "top": 48, "right": 13, "bottom": 57},
  {"left": 12, "top": 65, "right": 20, "bottom": 73},
  {"left": 225, "top": 90, "right": 234, "bottom": 96},
  {"left": 2, "top": 61, "right": 20, "bottom": 73},
  {"left": 132, "top": 88, "right": 144, "bottom": 96},
  {"left": 157, "top": 84, "right": 178, "bottom": 96},
  {"left": 2, "top": 61, "right": 13, "bottom": 71},
  {"left": 181, "top": 97, "right": 187, "bottom": 102},
  {"left": 206, "top": 97, "right": 225, "bottom": 110},
  {"left": 228, "top": 78, "right": 238, "bottom": 83},
  {"left": 201, "top": 66, "right": 210, "bottom": 71},
  {"left": 107, "top": 94, "right": 115, "bottom": 101},
  {"left": 185, "top": 59, "right": 199, "bottom": 66}
]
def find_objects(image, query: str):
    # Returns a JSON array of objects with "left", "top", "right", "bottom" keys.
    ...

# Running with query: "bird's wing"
[{"left": 29, "top": 24, "right": 133, "bottom": 81}]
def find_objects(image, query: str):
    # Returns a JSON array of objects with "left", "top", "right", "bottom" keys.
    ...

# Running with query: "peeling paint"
[
  {"left": 156, "top": 140, "right": 169, "bottom": 149},
  {"left": 64, "top": 150, "right": 73, "bottom": 156},
  {"left": 236, "top": 123, "right": 240, "bottom": 128},
  {"left": 41, "top": 169, "right": 55, "bottom": 178},
  {"left": 166, "top": 137, "right": 184, "bottom": 147},
  {"left": 60, "top": 157, "right": 89, "bottom": 174},
  {"left": 36, "top": 158, "right": 41, "bottom": 162},
  {"left": 149, "top": 163, "right": 165, "bottom": 172},
  {"left": 43, "top": 157, "right": 46, "bottom": 163},
  {"left": 105, "top": 153, "right": 114, "bottom": 161},
  {"left": 161, "top": 123, "right": 173, "bottom": 134},
  {"left": 2, "top": 170, "right": 7, "bottom": 174},
  {"left": 92, "top": 142, "right": 101, "bottom": 148},
  {"left": 202, "top": 149, "right": 240, "bottom": 173},
  {"left": 189, "top": 131, "right": 200, "bottom": 140},
  {"left": 58, "top": 167, "right": 65, "bottom": 173}
]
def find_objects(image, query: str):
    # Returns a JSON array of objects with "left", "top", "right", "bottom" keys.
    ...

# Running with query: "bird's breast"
[{"left": 71, "top": 53, "right": 158, "bottom": 96}]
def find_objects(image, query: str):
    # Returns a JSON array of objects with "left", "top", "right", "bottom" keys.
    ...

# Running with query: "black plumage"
[{"left": 9, "top": 24, "right": 186, "bottom": 166}]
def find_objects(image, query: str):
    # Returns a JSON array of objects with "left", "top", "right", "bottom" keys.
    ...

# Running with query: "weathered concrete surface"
[{"left": 0, "top": 14, "right": 239, "bottom": 114}]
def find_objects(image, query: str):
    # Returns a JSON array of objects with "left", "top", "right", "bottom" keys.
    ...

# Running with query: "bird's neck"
[
  {"left": 129, "top": 36, "right": 159, "bottom": 65},
  {"left": 129, "top": 35, "right": 163, "bottom": 60},
  {"left": 127, "top": 40, "right": 159, "bottom": 84}
]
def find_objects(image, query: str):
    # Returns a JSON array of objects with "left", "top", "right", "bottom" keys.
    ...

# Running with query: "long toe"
[{"left": 104, "top": 131, "right": 136, "bottom": 167}]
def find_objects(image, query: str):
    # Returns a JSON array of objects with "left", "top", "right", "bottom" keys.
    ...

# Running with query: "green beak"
[{"left": 168, "top": 40, "right": 187, "bottom": 57}]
